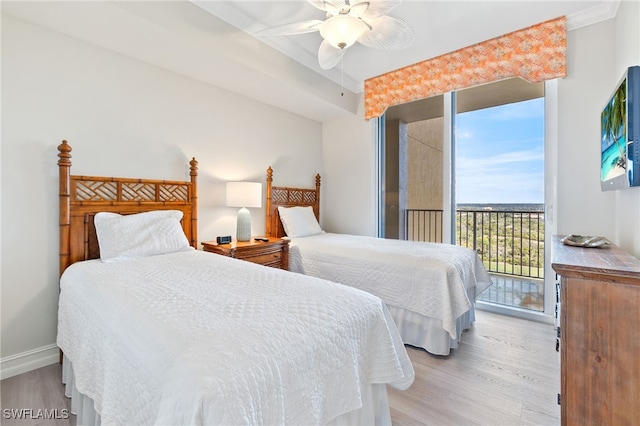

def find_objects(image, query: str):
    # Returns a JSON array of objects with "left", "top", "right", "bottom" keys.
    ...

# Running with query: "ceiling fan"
[{"left": 257, "top": 0, "right": 414, "bottom": 70}]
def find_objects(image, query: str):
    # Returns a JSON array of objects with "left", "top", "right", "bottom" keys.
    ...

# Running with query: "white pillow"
[
  {"left": 94, "top": 210, "right": 192, "bottom": 262},
  {"left": 277, "top": 206, "right": 323, "bottom": 238}
]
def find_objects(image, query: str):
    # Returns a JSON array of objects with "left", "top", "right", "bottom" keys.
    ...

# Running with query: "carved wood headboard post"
[
  {"left": 315, "top": 173, "right": 321, "bottom": 220},
  {"left": 266, "top": 166, "right": 274, "bottom": 238},
  {"left": 58, "top": 141, "right": 72, "bottom": 276},
  {"left": 190, "top": 157, "right": 198, "bottom": 247}
]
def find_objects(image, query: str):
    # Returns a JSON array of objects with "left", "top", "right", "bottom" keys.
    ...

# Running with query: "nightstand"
[{"left": 201, "top": 237, "right": 289, "bottom": 270}]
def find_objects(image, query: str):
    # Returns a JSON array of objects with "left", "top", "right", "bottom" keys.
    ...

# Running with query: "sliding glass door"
[
  {"left": 378, "top": 78, "right": 554, "bottom": 320},
  {"left": 455, "top": 82, "right": 546, "bottom": 314}
]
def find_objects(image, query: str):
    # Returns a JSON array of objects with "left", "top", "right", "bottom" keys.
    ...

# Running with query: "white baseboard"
[{"left": 0, "top": 344, "right": 59, "bottom": 380}]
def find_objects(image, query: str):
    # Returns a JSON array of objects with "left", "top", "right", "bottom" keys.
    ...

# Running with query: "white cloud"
[
  {"left": 455, "top": 148, "right": 544, "bottom": 203},
  {"left": 456, "top": 170, "right": 544, "bottom": 203},
  {"left": 457, "top": 148, "right": 543, "bottom": 170}
]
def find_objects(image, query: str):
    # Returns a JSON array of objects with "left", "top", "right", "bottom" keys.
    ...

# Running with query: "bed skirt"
[
  {"left": 387, "top": 304, "right": 475, "bottom": 356},
  {"left": 62, "top": 356, "right": 392, "bottom": 425},
  {"left": 62, "top": 356, "right": 101, "bottom": 426}
]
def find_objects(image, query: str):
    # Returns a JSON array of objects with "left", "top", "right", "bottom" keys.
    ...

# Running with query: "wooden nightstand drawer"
[
  {"left": 201, "top": 237, "right": 289, "bottom": 270},
  {"left": 237, "top": 250, "right": 282, "bottom": 265}
]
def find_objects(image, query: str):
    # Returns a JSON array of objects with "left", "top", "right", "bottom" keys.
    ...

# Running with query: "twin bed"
[
  {"left": 56, "top": 141, "right": 414, "bottom": 425},
  {"left": 265, "top": 167, "right": 493, "bottom": 356}
]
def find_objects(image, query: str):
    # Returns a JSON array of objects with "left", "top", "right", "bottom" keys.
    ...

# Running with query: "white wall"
[
  {"left": 556, "top": 19, "right": 618, "bottom": 240},
  {"left": 612, "top": 0, "right": 640, "bottom": 255},
  {"left": 556, "top": 4, "right": 640, "bottom": 257},
  {"left": 322, "top": 97, "right": 376, "bottom": 236},
  {"left": 0, "top": 15, "right": 323, "bottom": 376}
]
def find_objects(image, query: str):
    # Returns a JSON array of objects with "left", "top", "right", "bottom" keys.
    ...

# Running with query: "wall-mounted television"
[{"left": 601, "top": 65, "right": 640, "bottom": 191}]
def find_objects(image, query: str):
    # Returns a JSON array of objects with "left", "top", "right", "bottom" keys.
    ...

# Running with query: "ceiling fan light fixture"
[
  {"left": 258, "top": 0, "right": 413, "bottom": 71},
  {"left": 319, "top": 15, "right": 367, "bottom": 49}
]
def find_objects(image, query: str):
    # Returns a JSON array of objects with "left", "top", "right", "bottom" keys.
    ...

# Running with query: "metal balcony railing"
[{"left": 405, "top": 207, "right": 545, "bottom": 279}]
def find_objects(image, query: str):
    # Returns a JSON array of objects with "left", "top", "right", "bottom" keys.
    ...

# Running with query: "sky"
[{"left": 455, "top": 97, "right": 544, "bottom": 204}]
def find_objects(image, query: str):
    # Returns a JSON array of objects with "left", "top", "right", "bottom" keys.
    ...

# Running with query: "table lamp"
[{"left": 226, "top": 181, "right": 262, "bottom": 242}]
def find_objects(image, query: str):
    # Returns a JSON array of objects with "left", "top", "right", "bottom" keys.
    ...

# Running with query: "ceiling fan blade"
[
  {"left": 318, "top": 40, "right": 345, "bottom": 70},
  {"left": 323, "top": 1, "right": 342, "bottom": 16},
  {"left": 357, "top": 15, "right": 414, "bottom": 50},
  {"left": 359, "top": 0, "right": 403, "bottom": 17},
  {"left": 257, "top": 20, "right": 323, "bottom": 36},
  {"left": 306, "top": 0, "right": 328, "bottom": 11},
  {"left": 348, "top": 1, "right": 370, "bottom": 18},
  {"left": 307, "top": 0, "right": 345, "bottom": 14}
]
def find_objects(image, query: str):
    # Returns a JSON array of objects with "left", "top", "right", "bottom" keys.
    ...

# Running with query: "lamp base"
[{"left": 236, "top": 207, "right": 252, "bottom": 242}]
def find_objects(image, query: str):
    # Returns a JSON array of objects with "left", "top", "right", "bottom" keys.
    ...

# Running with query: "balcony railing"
[{"left": 405, "top": 207, "right": 544, "bottom": 279}]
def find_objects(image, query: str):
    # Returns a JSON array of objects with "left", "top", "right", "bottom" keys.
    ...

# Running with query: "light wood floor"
[
  {"left": 0, "top": 362, "right": 74, "bottom": 426},
  {"left": 1, "top": 310, "right": 559, "bottom": 425},
  {"left": 389, "top": 310, "right": 560, "bottom": 425}
]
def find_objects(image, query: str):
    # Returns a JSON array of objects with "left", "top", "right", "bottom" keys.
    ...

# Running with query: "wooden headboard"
[
  {"left": 57, "top": 140, "right": 198, "bottom": 276},
  {"left": 265, "top": 166, "right": 321, "bottom": 238}
]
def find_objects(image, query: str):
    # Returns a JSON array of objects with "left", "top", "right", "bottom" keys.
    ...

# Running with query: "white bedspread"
[
  {"left": 288, "top": 233, "right": 493, "bottom": 339},
  {"left": 57, "top": 250, "right": 413, "bottom": 425}
]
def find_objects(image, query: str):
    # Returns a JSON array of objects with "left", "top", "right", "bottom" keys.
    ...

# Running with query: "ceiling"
[
  {"left": 196, "top": 0, "right": 617, "bottom": 92},
  {"left": 2, "top": 1, "right": 620, "bottom": 122}
]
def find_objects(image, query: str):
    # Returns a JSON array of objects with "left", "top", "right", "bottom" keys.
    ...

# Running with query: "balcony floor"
[{"left": 479, "top": 274, "right": 544, "bottom": 312}]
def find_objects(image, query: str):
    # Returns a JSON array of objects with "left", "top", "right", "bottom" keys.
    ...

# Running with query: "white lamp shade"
[
  {"left": 226, "top": 182, "right": 262, "bottom": 208},
  {"left": 319, "top": 15, "right": 367, "bottom": 49}
]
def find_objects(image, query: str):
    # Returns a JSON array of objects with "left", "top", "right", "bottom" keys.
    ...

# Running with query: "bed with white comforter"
[
  {"left": 286, "top": 233, "right": 493, "bottom": 355},
  {"left": 57, "top": 249, "right": 414, "bottom": 425}
]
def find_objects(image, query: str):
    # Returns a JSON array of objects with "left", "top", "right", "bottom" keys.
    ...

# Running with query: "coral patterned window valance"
[{"left": 364, "top": 16, "right": 566, "bottom": 120}]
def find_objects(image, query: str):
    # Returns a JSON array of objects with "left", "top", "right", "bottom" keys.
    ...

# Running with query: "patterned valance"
[{"left": 364, "top": 17, "right": 566, "bottom": 120}]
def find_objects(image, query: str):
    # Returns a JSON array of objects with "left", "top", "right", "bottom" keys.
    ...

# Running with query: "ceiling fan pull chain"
[{"left": 341, "top": 55, "right": 344, "bottom": 96}]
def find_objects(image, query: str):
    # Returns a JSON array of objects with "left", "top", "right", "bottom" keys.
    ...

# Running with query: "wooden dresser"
[
  {"left": 201, "top": 237, "right": 289, "bottom": 270},
  {"left": 551, "top": 235, "right": 640, "bottom": 426}
]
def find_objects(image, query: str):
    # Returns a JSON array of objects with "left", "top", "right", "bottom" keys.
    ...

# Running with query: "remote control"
[{"left": 254, "top": 237, "right": 269, "bottom": 242}]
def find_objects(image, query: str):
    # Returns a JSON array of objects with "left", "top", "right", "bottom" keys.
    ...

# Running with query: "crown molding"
[{"left": 566, "top": 0, "right": 621, "bottom": 31}]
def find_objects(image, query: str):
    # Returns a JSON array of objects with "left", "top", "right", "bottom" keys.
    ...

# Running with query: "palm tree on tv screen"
[{"left": 602, "top": 80, "right": 627, "bottom": 169}]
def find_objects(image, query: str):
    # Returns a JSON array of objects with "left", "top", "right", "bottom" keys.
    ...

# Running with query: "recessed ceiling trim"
[
  {"left": 566, "top": 0, "right": 620, "bottom": 30},
  {"left": 191, "top": 0, "right": 361, "bottom": 93}
]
